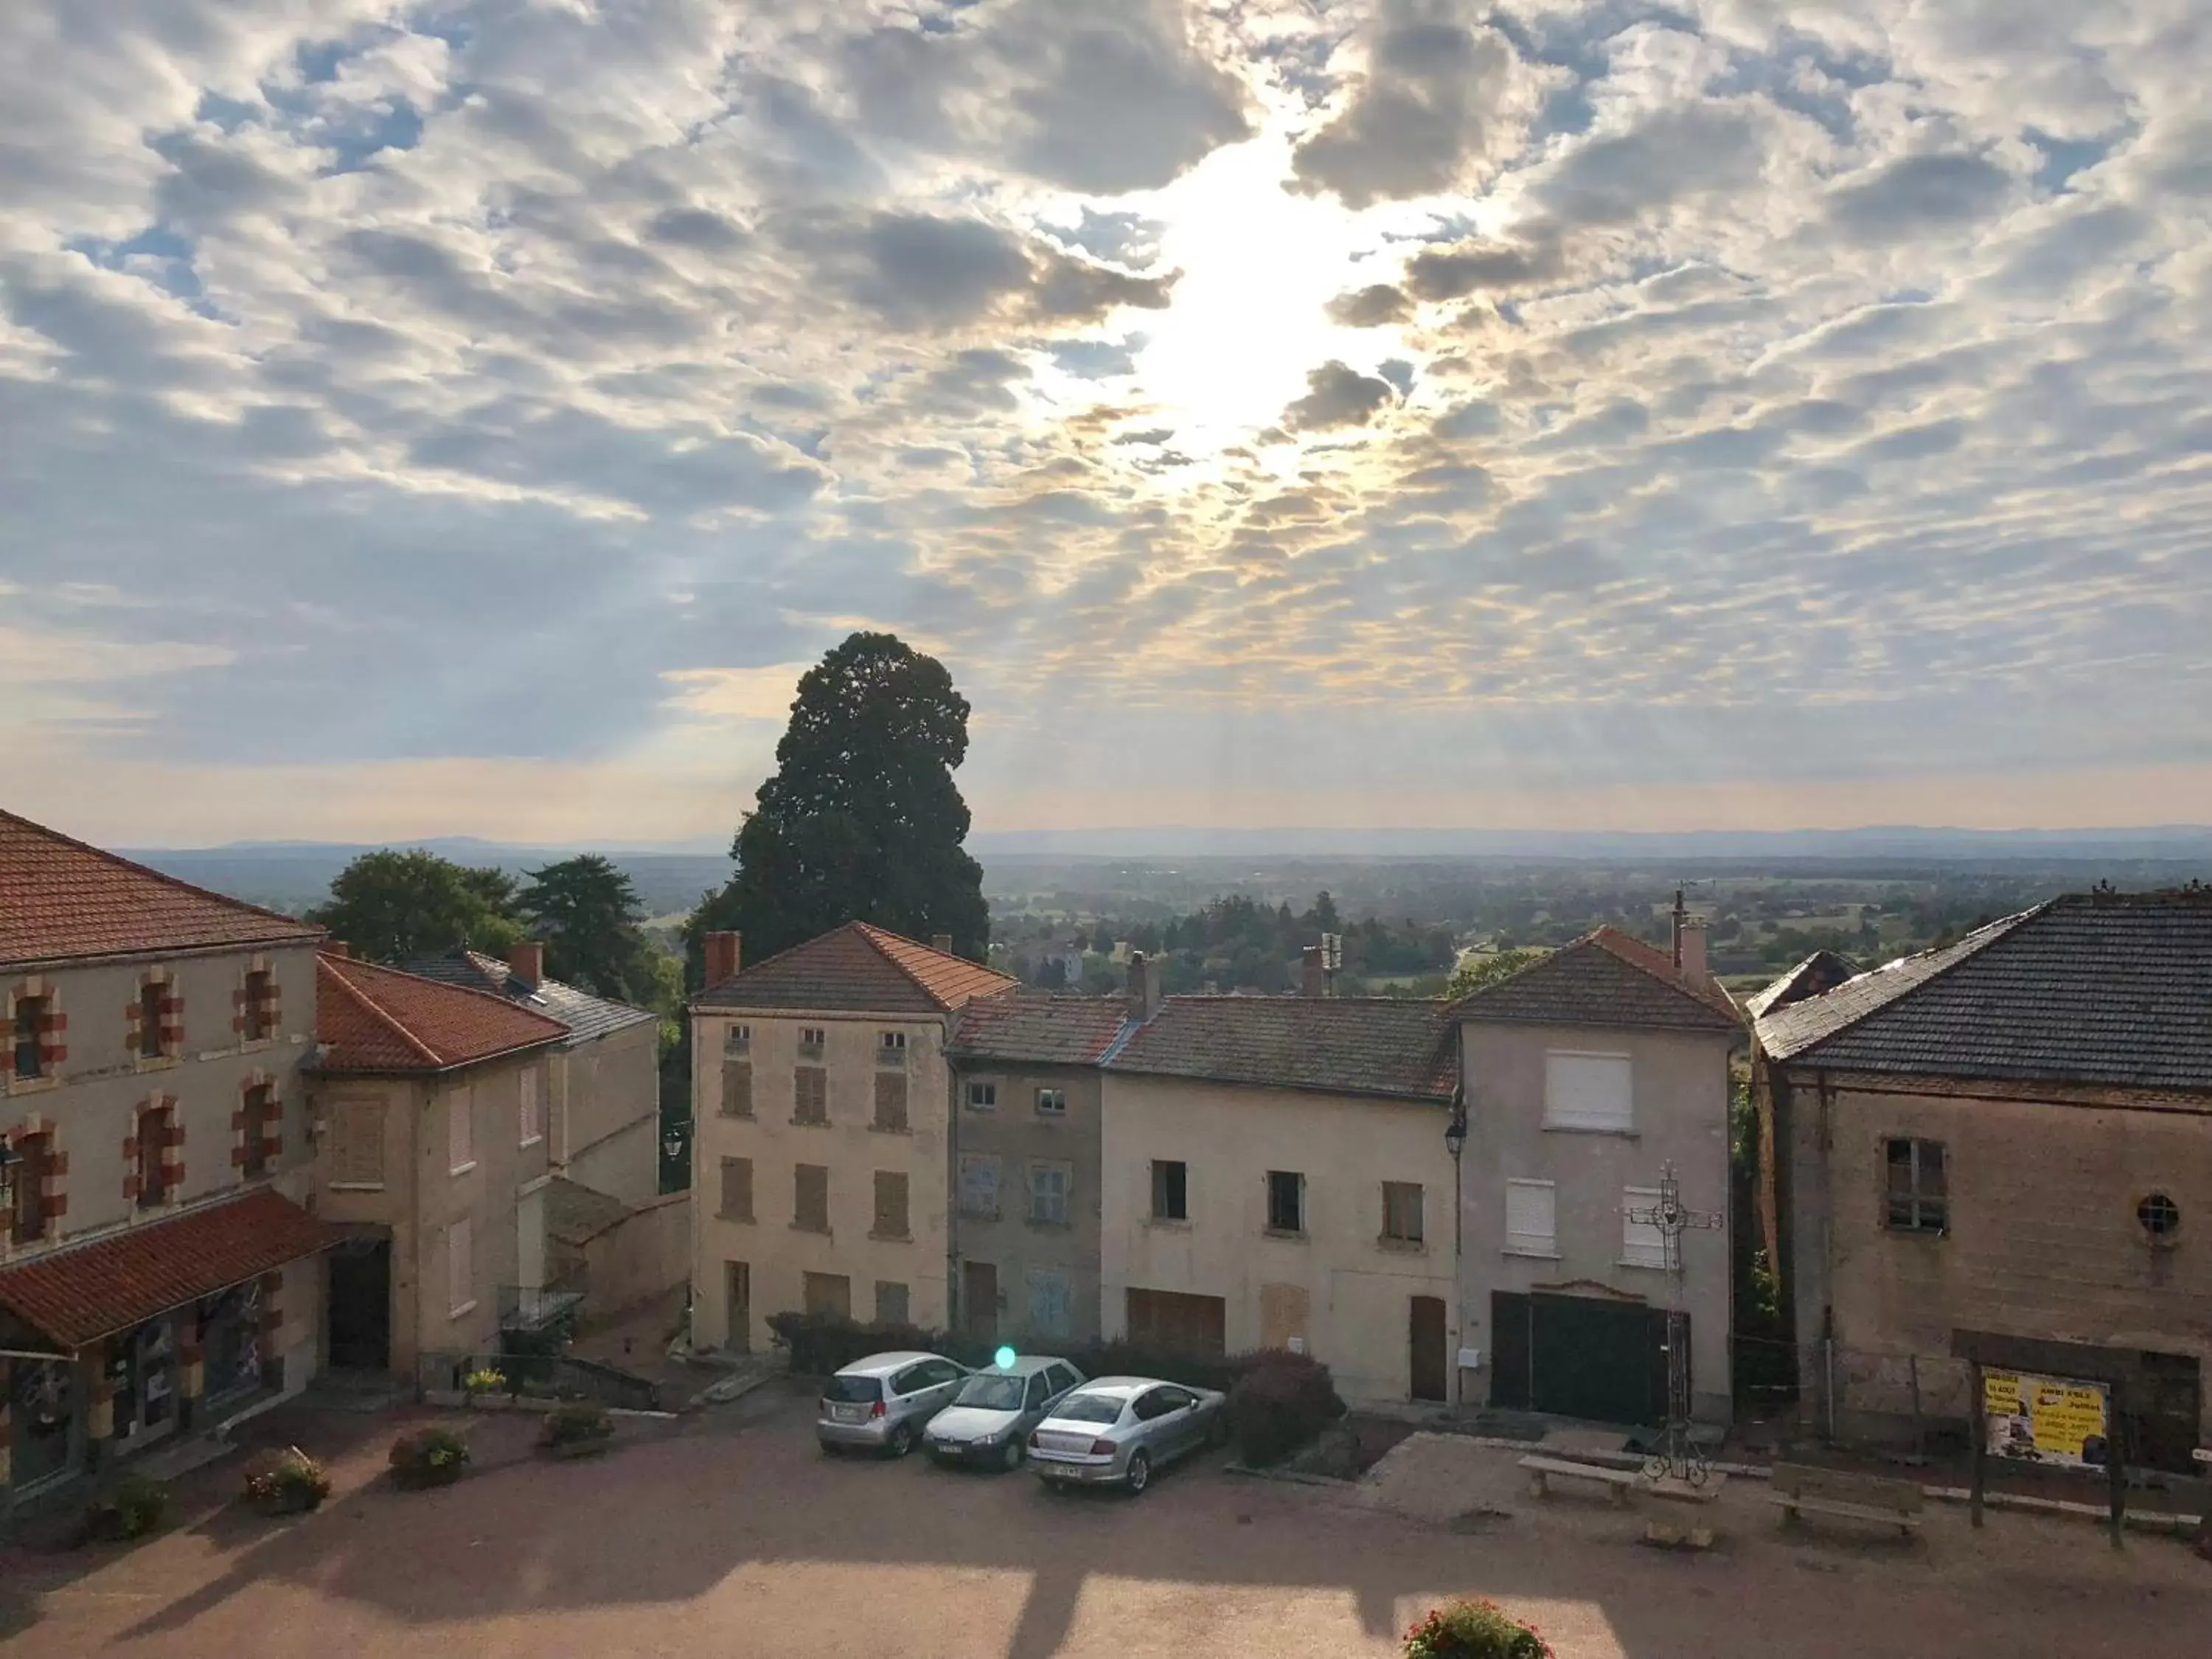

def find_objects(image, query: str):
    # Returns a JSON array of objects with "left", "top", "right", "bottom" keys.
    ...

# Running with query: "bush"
[
  {"left": 83, "top": 1470, "right": 168, "bottom": 1543},
  {"left": 538, "top": 1400, "right": 613, "bottom": 1453},
  {"left": 388, "top": 1425, "right": 471, "bottom": 1488},
  {"left": 243, "top": 1445, "right": 331, "bottom": 1512},
  {"left": 462, "top": 1367, "right": 507, "bottom": 1397},
  {"left": 1226, "top": 1349, "right": 1345, "bottom": 1467},
  {"left": 1403, "top": 1600, "right": 1554, "bottom": 1659},
  {"left": 763, "top": 1311, "right": 1256, "bottom": 1397}
]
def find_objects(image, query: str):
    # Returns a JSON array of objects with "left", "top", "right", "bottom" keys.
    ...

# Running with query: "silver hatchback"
[
  {"left": 1026, "top": 1376, "right": 1226, "bottom": 1494},
  {"left": 816, "top": 1351, "right": 970, "bottom": 1457}
]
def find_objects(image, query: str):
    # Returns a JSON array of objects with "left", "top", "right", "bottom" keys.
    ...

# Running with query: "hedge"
[{"left": 766, "top": 1311, "right": 1262, "bottom": 1397}]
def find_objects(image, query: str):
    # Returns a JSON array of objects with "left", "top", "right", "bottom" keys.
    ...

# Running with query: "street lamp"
[{"left": 663, "top": 1126, "right": 686, "bottom": 1164}]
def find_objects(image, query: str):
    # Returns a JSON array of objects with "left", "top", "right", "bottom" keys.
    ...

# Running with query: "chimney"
[
  {"left": 324, "top": 941, "right": 351, "bottom": 959},
  {"left": 1678, "top": 917, "right": 1711, "bottom": 984},
  {"left": 1301, "top": 944, "right": 1327, "bottom": 998},
  {"left": 508, "top": 940, "right": 544, "bottom": 990},
  {"left": 703, "top": 931, "right": 742, "bottom": 989},
  {"left": 1126, "top": 950, "right": 1164, "bottom": 1024},
  {"left": 931, "top": 933, "right": 953, "bottom": 954},
  {"left": 1670, "top": 886, "right": 1688, "bottom": 968}
]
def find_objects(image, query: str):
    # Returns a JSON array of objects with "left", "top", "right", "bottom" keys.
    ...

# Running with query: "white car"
[
  {"left": 923, "top": 1356, "right": 1085, "bottom": 1470},
  {"left": 815, "top": 1351, "right": 970, "bottom": 1457}
]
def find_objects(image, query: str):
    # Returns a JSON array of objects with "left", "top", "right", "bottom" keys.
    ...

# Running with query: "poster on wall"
[{"left": 1983, "top": 1369, "right": 2110, "bottom": 1468}]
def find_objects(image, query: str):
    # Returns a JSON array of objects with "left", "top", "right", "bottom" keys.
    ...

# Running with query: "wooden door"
[
  {"left": 1125, "top": 1289, "right": 1228, "bottom": 1357},
  {"left": 963, "top": 1261, "right": 998, "bottom": 1342},
  {"left": 1409, "top": 1295, "right": 1448, "bottom": 1402},
  {"left": 724, "top": 1262, "right": 750, "bottom": 1354}
]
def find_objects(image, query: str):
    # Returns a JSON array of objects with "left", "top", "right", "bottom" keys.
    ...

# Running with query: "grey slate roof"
[
  {"left": 544, "top": 1176, "right": 633, "bottom": 1247},
  {"left": 950, "top": 993, "right": 1130, "bottom": 1066},
  {"left": 1106, "top": 996, "right": 1458, "bottom": 1104},
  {"left": 1744, "top": 949, "right": 1861, "bottom": 1020},
  {"left": 1754, "top": 890, "right": 2212, "bottom": 1092},
  {"left": 1453, "top": 928, "right": 1743, "bottom": 1033},
  {"left": 400, "top": 949, "right": 659, "bottom": 1046},
  {"left": 690, "top": 922, "right": 1015, "bottom": 1016}
]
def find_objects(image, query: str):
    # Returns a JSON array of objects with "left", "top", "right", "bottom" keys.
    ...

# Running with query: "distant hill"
[{"left": 967, "top": 825, "right": 2212, "bottom": 861}]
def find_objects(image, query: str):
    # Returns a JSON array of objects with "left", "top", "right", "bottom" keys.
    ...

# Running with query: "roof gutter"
[{"left": 1, "top": 933, "right": 325, "bottom": 976}]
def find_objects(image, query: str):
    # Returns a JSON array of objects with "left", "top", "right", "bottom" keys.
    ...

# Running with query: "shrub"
[
  {"left": 389, "top": 1425, "right": 471, "bottom": 1488},
  {"left": 538, "top": 1400, "right": 613, "bottom": 1452},
  {"left": 83, "top": 1470, "right": 168, "bottom": 1543},
  {"left": 1403, "top": 1600, "right": 1554, "bottom": 1659},
  {"left": 765, "top": 1311, "right": 992, "bottom": 1376},
  {"left": 243, "top": 1445, "right": 331, "bottom": 1512},
  {"left": 461, "top": 1367, "right": 507, "bottom": 1398},
  {"left": 1226, "top": 1349, "right": 1345, "bottom": 1467}
]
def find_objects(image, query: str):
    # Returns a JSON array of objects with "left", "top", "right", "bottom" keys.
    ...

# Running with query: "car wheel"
[
  {"left": 1000, "top": 1439, "right": 1023, "bottom": 1472},
  {"left": 1124, "top": 1450, "right": 1151, "bottom": 1495},
  {"left": 886, "top": 1422, "right": 915, "bottom": 1458},
  {"left": 818, "top": 1440, "right": 841, "bottom": 1457}
]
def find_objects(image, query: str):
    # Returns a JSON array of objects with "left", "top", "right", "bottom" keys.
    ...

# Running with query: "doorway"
[
  {"left": 724, "top": 1261, "right": 751, "bottom": 1354},
  {"left": 962, "top": 1261, "right": 998, "bottom": 1343},
  {"left": 328, "top": 1237, "right": 393, "bottom": 1371},
  {"left": 1489, "top": 1291, "right": 1671, "bottom": 1425},
  {"left": 1409, "top": 1295, "right": 1449, "bottom": 1402}
]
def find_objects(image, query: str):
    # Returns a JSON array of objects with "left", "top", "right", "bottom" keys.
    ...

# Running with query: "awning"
[{"left": 0, "top": 1189, "right": 339, "bottom": 1352}]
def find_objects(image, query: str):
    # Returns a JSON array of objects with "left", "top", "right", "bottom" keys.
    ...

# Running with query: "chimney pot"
[
  {"left": 931, "top": 933, "right": 953, "bottom": 954},
  {"left": 703, "top": 931, "right": 742, "bottom": 990},
  {"left": 1126, "top": 951, "right": 1164, "bottom": 1024},
  {"left": 508, "top": 940, "right": 545, "bottom": 990},
  {"left": 1301, "top": 945, "right": 1326, "bottom": 998},
  {"left": 1678, "top": 917, "right": 1711, "bottom": 984}
]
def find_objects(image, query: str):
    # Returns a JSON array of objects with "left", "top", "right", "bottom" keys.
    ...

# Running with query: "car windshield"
[
  {"left": 822, "top": 1375, "right": 883, "bottom": 1405},
  {"left": 1050, "top": 1394, "right": 1124, "bottom": 1425},
  {"left": 955, "top": 1375, "right": 1027, "bottom": 1411}
]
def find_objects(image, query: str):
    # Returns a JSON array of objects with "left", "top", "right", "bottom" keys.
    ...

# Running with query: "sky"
[{"left": 4, "top": 0, "right": 2211, "bottom": 849}]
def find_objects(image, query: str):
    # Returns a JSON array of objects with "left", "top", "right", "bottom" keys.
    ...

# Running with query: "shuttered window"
[
  {"left": 721, "top": 1060, "right": 754, "bottom": 1117},
  {"left": 873, "top": 1071, "right": 908, "bottom": 1133},
  {"left": 1622, "top": 1186, "right": 1669, "bottom": 1267},
  {"left": 793, "top": 1067, "right": 828, "bottom": 1125},
  {"left": 958, "top": 1153, "right": 1001, "bottom": 1220},
  {"left": 794, "top": 1164, "right": 830, "bottom": 1232},
  {"left": 1382, "top": 1180, "right": 1424, "bottom": 1243},
  {"left": 448, "top": 1087, "right": 474, "bottom": 1173},
  {"left": 448, "top": 1218, "right": 474, "bottom": 1316},
  {"left": 719, "top": 1157, "right": 754, "bottom": 1222},
  {"left": 1505, "top": 1178, "right": 1557, "bottom": 1256},
  {"left": 873, "top": 1171, "right": 910, "bottom": 1238},
  {"left": 1543, "top": 1052, "right": 1633, "bottom": 1133}
]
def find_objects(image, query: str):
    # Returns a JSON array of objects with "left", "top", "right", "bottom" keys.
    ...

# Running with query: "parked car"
[
  {"left": 816, "top": 1352, "right": 970, "bottom": 1457},
  {"left": 1026, "top": 1376, "right": 1226, "bottom": 1494},
  {"left": 923, "top": 1356, "right": 1086, "bottom": 1471}
]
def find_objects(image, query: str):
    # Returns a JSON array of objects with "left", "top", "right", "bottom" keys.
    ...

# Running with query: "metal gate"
[{"left": 1489, "top": 1291, "right": 1672, "bottom": 1426}]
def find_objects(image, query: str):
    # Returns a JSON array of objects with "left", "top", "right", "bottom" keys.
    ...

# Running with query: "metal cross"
[{"left": 1626, "top": 1163, "right": 1724, "bottom": 1484}]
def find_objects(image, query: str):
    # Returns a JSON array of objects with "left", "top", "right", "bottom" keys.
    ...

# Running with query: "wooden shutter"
[
  {"left": 721, "top": 1060, "right": 753, "bottom": 1117},
  {"left": 1505, "top": 1179, "right": 1556, "bottom": 1254},
  {"left": 720, "top": 1157, "right": 753, "bottom": 1221},
  {"left": 795, "top": 1164, "right": 829, "bottom": 1232},
  {"left": 873, "top": 1071, "right": 908, "bottom": 1133},
  {"left": 873, "top": 1171, "right": 909, "bottom": 1238}
]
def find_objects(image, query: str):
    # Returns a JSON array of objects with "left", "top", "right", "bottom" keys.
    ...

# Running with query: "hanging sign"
[{"left": 1983, "top": 1369, "right": 2111, "bottom": 1469}]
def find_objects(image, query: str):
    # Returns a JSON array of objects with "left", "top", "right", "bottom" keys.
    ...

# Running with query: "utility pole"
[{"left": 1628, "top": 1162, "right": 1725, "bottom": 1484}]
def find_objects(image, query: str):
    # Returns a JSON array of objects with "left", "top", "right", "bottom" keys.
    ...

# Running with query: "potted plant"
[
  {"left": 461, "top": 1366, "right": 507, "bottom": 1404},
  {"left": 243, "top": 1445, "right": 331, "bottom": 1515},
  {"left": 1403, "top": 1599, "right": 1554, "bottom": 1659},
  {"left": 83, "top": 1470, "right": 169, "bottom": 1543},
  {"left": 388, "top": 1425, "right": 472, "bottom": 1489},
  {"left": 537, "top": 1400, "right": 614, "bottom": 1460}
]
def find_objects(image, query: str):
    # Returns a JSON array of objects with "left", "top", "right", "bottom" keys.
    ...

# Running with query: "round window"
[{"left": 2137, "top": 1192, "right": 2181, "bottom": 1242}]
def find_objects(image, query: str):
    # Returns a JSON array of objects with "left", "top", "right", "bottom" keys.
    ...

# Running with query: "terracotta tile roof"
[
  {"left": 1743, "top": 949, "right": 1862, "bottom": 1020},
  {"left": 1105, "top": 996, "right": 1459, "bottom": 1104},
  {"left": 950, "top": 994, "right": 1130, "bottom": 1066},
  {"left": 0, "top": 809, "right": 321, "bottom": 969},
  {"left": 316, "top": 952, "right": 567, "bottom": 1073},
  {"left": 545, "top": 1176, "right": 633, "bottom": 1247},
  {"left": 1453, "top": 927, "right": 1744, "bottom": 1033},
  {"left": 0, "top": 1189, "right": 338, "bottom": 1350},
  {"left": 1756, "top": 890, "right": 2212, "bottom": 1090},
  {"left": 692, "top": 921, "right": 1016, "bottom": 1016},
  {"left": 400, "top": 949, "right": 658, "bottom": 1045}
]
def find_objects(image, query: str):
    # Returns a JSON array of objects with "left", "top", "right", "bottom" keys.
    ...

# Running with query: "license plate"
[
  {"left": 1037, "top": 1433, "right": 1091, "bottom": 1454},
  {"left": 831, "top": 1405, "right": 863, "bottom": 1424}
]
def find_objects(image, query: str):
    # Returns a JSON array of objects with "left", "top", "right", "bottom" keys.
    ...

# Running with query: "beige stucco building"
[{"left": 687, "top": 925, "right": 1015, "bottom": 1354}]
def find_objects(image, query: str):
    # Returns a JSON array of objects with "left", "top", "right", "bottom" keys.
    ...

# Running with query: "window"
[
  {"left": 719, "top": 1156, "right": 754, "bottom": 1222},
  {"left": 1046, "top": 1363, "right": 1080, "bottom": 1397},
  {"left": 875, "top": 1281, "right": 910, "bottom": 1325},
  {"left": 1544, "top": 1051, "right": 1633, "bottom": 1133},
  {"left": 243, "top": 970, "right": 275, "bottom": 1042},
  {"left": 794, "top": 1164, "right": 830, "bottom": 1233},
  {"left": 136, "top": 1106, "right": 173, "bottom": 1208},
  {"left": 873, "top": 1071, "right": 908, "bottom": 1133},
  {"left": 139, "top": 982, "right": 167, "bottom": 1060},
  {"left": 1026, "top": 1269, "right": 1073, "bottom": 1338},
  {"left": 1035, "top": 1087, "right": 1066, "bottom": 1116},
  {"left": 2139, "top": 1192, "right": 2181, "bottom": 1244},
  {"left": 448, "top": 1217, "right": 474, "bottom": 1316},
  {"left": 1029, "top": 1160, "right": 1071, "bottom": 1225},
  {"left": 878, "top": 1030, "right": 906, "bottom": 1062},
  {"left": 1026, "top": 1372, "right": 1051, "bottom": 1411},
  {"left": 1265, "top": 1170, "right": 1305, "bottom": 1234},
  {"left": 723, "top": 1023, "right": 751, "bottom": 1054},
  {"left": 801, "top": 1271, "right": 850, "bottom": 1318},
  {"left": 799, "top": 1026, "right": 826, "bottom": 1058},
  {"left": 14, "top": 995, "right": 49, "bottom": 1080},
  {"left": 448, "top": 1088, "right": 474, "bottom": 1174},
  {"left": 793, "top": 1066, "right": 828, "bottom": 1125},
  {"left": 1150, "top": 1158, "right": 1188, "bottom": 1222},
  {"left": 1382, "top": 1180, "right": 1424, "bottom": 1245},
  {"left": 958, "top": 1152, "right": 1001, "bottom": 1219},
  {"left": 873, "top": 1170, "right": 910, "bottom": 1239},
  {"left": 519, "top": 1068, "right": 543, "bottom": 1145},
  {"left": 240, "top": 1084, "right": 274, "bottom": 1180},
  {"left": 965, "top": 1079, "right": 997, "bottom": 1111},
  {"left": 721, "top": 1059, "right": 754, "bottom": 1118},
  {"left": 326, "top": 1098, "right": 386, "bottom": 1188},
  {"left": 8, "top": 1133, "right": 50, "bottom": 1242},
  {"left": 1505, "top": 1178, "right": 1557, "bottom": 1256},
  {"left": 1621, "top": 1186, "right": 1669, "bottom": 1268},
  {"left": 1884, "top": 1138, "right": 1947, "bottom": 1234}
]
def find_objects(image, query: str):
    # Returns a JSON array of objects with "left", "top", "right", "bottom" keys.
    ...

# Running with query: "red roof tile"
[
  {"left": 316, "top": 952, "right": 567, "bottom": 1073},
  {"left": 950, "top": 993, "right": 1131, "bottom": 1065},
  {"left": 0, "top": 1189, "right": 338, "bottom": 1349},
  {"left": 693, "top": 921, "right": 1017, "bottom": 1016},
  {"left": 1453, "top": 927, "right": 1743, "bottom": 1032},
  {"left": 0, "top": 809, "right": 321, "bottom": 968},
  {"left": 1107, "top": 996, "right": 1460, "bottom": 1103}
]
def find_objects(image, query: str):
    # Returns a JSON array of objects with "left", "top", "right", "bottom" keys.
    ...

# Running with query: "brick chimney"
[
  {"left": 1677, "top": 917, "right": 1711, "bottom": 984},
  {"left": 1126, "top": 950, "right": 1164, "bottom": 1024},
  {"left": 508, "top": 940, "right": 544, "bottom": 990},
  {"left": 1301, "top": 944, "right": 1327, "bottom": 998},
  {"left": 704, "top": 931, "right": 742, "bottom": 989},
  {"left": 931, "top": 933, "right": 953, "bottom": 954}
]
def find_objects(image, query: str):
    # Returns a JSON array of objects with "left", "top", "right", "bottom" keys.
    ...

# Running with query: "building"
[
  {"left": 308, "top": 950, "right": 568, "bottom": 1381},
  {"left": 1098, "top": 957, "right": 1462, "bottom": 1406},
  {"left": 945, "top": 992, "right": 1126, "bottom": 1346},
  {"left": 0, "top": 810, "right": 334, "bottom": 1517},
  {"left": 688, "top": 925, "right": 1015, "bottom": 1353},
  {"left": 402, "top": 945, "right": 662, "bottom": 1206},
  {"left": 1453, "top": 925, "right": 1743, "bottom": 1425},
  {"left": 1753, "top": 889, "right": 2212, "bottom": 1470}
]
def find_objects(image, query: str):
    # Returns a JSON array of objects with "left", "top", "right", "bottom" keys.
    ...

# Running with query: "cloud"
[
  {"left": 1326, "top": 282, "right": 1415, "bottom": 326},
  {"left": 1827, "top": 150, "right": 2017, "bottom": 243},
  {"left": 804, "top": 212, "right": 1175, "bottom": 332},
  {"left": 1282, "top": 361, "right": 1399, "bottom": 431}
]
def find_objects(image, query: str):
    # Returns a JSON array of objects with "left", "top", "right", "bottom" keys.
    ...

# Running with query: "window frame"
[
  {"left": 1150, "top": 1158, "right": 1189, "bottom": 1222},
  {"left": 1034, "top": 1086, "right": 1067, "bottom": 1116},
  {"left": 243, "top": 970, "right": 276, "bottom": 1043},
  {"left": 519, "top": 1067, "right": 543, "bottom": 1147},
  {"left": 136, "top": 1105, "right": 174, "bottom": 1209},
  {"left": 965, "top": 1079, "right": 998, "bottom": 1112},
  {"left": 1504, "top": 1176, "right": 1559, "bottom": 1258},
  {"left": 13, "top": 994, "right": 49, "bottom": 1080},
  {"left": 1027, "top": 1159, "right": 1071, "bottom": 1226},
  {"left": 1542, "top": 1049, "right": 1635, "bottom": 1135},
  {"left": 719, "top": 1155, "right": 754, "bottom": 1222},
  {"left": 448, "top": 1086, "right": 475, "bottom": 1175},
  {"left": 1380, "top": 1180, "right": 1425, "bottom": 1245},
  {"left": 138, "top": 981, "right": 167, "bottom": 1060},
  {"left": 957, "top": 1151, "right": 1002, "bottom": 1220},
  {"left": 1621, "top": 1184, "right": 1669, "bottom": 1269},
  {"left": 793, "top": 1162, "right": 831, "bottom": 1234},
  {"left": 793, "top": 1065, "right": 829, "bottom": 1126},
  {"left": 872, "top": 1169, "right": 911, "bottom": 1239},
  {"left": 1265, "top": 1169, "right": 1306, "bottom": 1236},
  {"left": 240, "top": 1083, "right": 274, "bottom": 1181},
  {"left": 1883, "top": 1136, "right": 1949, "bottom": 1236}
]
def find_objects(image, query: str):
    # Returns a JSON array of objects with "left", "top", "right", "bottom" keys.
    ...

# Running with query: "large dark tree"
[
  {"left": 518, "top": 855, "right": 654, "bottom": 1002},
  {"left": 307, "top": 849, "right": 524, "bottom": 962},
  {"left": 687, "top": 632, "right": 990, "bottom": 977}
]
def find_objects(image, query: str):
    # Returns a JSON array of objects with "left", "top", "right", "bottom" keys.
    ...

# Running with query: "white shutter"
[
  {"left": 1543, "top": 1052, "right": 1633, "bottom": 1132},
  {"left": 1622, "top": 1186, "right": 1668, "bottom": 1268},
  {"left": 448, "top": 1085, "right": 474, "bottom": 1172},
  {"left": 1505, "top": 1179, "right": 1557, "bottom": 1256},
  {"left": 448, "top": 1217, "right": 473, "bottom": 1315},
  {"left": 519, "top": 1069, "right": 542, "bottom": 1144}
]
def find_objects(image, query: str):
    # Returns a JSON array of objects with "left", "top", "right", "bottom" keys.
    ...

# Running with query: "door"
[
  {"left": 1409, "top": 1295, "right": 1449, "bottom": 1402},
  {"left": 963, "top": 1262, "right": 998, "bottom": 1343},
  {"left": 724, "top": 1262, "right": 751, "bottom": 1355},
  {"left": 328, "top": 1237, "right": 392, "bottom": 1371},
  {"left": 1489, "top": 1292, "right": 1533, "bottom": 1410},
  {"left": 1526, "top": 1293, "right": 1671, "bottom": 1425},
  {"left": 2129, "top": 1351, "right": 2202, "bottom": 1475},
  {"left": 1124, "top": 1289, "right": 1227, "bottom": 1357}
]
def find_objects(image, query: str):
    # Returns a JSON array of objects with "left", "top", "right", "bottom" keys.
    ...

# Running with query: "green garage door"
[{"left": 1490, "top": 1292, "right": 1672, "bottom": 1427}]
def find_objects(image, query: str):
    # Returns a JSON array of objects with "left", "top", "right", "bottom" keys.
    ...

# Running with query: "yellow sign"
[{"left": 1983, "top": 1369, "right": 2110, "bottom": 1469}]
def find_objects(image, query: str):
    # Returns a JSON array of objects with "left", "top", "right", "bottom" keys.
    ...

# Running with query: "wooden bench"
[
  {"left": 1767, "top": 1461, "right": 1924, "bottom": 1537},
  {"left": 1520, "top": 1454, "right": 1641, "bottom": 1506}
]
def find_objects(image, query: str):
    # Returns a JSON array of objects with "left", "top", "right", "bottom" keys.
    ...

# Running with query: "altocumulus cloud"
[{"left": 2, "top": 0, "right": 2211, "bottom": 844}]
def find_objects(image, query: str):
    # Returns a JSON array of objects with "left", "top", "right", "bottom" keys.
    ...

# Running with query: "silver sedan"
[{"left": 1025, "top": 1376, "right": 1226, "bottom": 1495}]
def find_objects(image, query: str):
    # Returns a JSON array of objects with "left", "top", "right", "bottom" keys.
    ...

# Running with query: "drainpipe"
[{"left": 1444, "top": 1082, "right": 1469, "bottom": 1408}]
